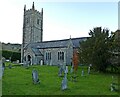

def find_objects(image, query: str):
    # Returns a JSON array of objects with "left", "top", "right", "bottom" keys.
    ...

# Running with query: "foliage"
[
  {"left": 72, "top": 50, "right": 79, "bottom": 73},
  {"left": 2, "top": 50, "right": 21, "bottom": 62},
  {"left": 108, "top": 30, "right": 120, "bottom": 72},
  {"left": 2, "top": 64, "right": 118, "bottom": 95},
  {"left": 79, "top": 27, "right": 111, "bottom": 72}
]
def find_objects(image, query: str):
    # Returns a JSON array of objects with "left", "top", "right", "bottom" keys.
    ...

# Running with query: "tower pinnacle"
[
  {"left": 41, "top": 8, "right": 43, "bottom": 14},
  {"left": 24, "top": 5, "right": 26, "bottom": 12},
  {"left": 32, "top": 2, "right": 35, "bottom": 10}
]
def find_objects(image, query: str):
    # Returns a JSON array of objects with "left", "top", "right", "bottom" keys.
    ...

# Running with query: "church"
[{"left": 21, "top": 2, "right": 87, "bottom": 66}]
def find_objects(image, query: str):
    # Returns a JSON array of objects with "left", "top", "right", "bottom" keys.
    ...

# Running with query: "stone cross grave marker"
[
  {"left": 32, "top": 69, "right": 40, "bottom": 84},
  {"left": 61, "top": 73, "right": 67, "bottom": 90}
]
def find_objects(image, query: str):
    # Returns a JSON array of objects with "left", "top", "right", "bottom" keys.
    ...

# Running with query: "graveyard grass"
[{"left": 2, "top": 62, "right": 119, "bottom": 95}]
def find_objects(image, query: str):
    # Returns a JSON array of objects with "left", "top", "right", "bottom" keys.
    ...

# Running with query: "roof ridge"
[{"left": 35, "top": 37, "right": 88, "bottom": 43}]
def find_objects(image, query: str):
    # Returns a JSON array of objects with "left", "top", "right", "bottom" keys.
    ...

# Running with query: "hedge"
[{"left": 2, "top": 50, "right": 21, "bottom": 62}]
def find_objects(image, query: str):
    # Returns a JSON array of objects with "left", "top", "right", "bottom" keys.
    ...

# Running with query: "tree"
[
  {"left": 79, "top": 27, "right": 111, "bottom": 72},
  {"left": 108, "top": 30, "right": 120, "bottom": 72},
  {"left": 73, "top": 50, "right": 79, "bottom": 73}
]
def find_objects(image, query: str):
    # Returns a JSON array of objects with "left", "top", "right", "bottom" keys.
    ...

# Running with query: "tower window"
[
  {"left": 37, "top": 19, "right": 39, "bottom": 25},
  {"left": 26, "top": 18, "right": 29, "bottom": 23}
]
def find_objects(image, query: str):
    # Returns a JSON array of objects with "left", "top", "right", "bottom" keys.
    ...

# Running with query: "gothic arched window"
[{"left": 58, "top": 51, "right": 64, "bottom": 61}]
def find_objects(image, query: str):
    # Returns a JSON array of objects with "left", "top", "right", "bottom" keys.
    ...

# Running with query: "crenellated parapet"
[{"left": 24, "top": 2, "right": 43, "bottom": 17}]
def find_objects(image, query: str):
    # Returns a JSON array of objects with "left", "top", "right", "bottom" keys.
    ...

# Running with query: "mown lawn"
[{"left": 2, "top": 62, "right": 119, "bottom": 95}]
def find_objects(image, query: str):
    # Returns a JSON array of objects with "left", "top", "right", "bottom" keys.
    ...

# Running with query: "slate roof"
[
  {"left": 26, "top": 37, "right": 88, "bottom": 49},
  {"left": 31, "top": 48, "right": 43, "bottom": 56}
]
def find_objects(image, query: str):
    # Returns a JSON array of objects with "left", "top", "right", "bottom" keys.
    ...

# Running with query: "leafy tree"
[
  {"left": 108, "top": 30, "right": 120, "bottom": 72},
  {"left": 79, "top": 27, "right": 111, "bottom": 72}
]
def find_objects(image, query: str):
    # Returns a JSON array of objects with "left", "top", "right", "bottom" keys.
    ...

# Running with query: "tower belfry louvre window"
[
  {"left": 37, "top": 19, "right": 39, "bottom": 25},
  {"left": 26, "top": 17, "right": 29, "bottom": 23}
]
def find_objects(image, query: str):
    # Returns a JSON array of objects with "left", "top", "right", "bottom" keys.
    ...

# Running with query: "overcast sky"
[{"left": 0, "top": 0, "right": 118, "bottom": 44}]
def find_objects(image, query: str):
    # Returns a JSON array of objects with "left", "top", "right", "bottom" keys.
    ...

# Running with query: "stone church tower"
[{"left": 21, "top": 2, "right": 43, "bottom": 62}]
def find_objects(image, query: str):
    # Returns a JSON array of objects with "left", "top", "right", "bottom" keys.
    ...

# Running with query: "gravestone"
[
  {"left": 65, "top": 66, "right": 68, "bottom": 74},
  {"left": 81, "top": 70, "right": 84, "bottom": 76},
  {"left": 2, "top": 66, "right": 4, "bottom": 77},
  {"left": 70, "top": 65, "right": 73, "bottom": 73},
  {"left": 2, "top": 63, "right": 5, "bottom": 68},
  {"left": 58, "top": 64, "right": 64, "bottom": 77},
  {"left": 40, "top": 60, "right": 43, "bottom": 66},
  {"left": 32, "top": 69, "right": 40, "bottom": 84},
  {"left": 89, "top": 64, "right": 92, "bottom": 67},
  {"left": 110, "top": 76, "right": 118, "bottom": 92},
  {"left": 88, "top": 66, "right": 90, "bottom": 75},
  {"left": 8, "top": 64, "right": 12, "bottom": 69},
  {"left": 24, "top": 62, "right": 29, "bottom": 69},
  {"left": 17, "top": 60, "right": 19, "bottom": 63},
  {"left": 110, "top": 83, "right": 114, "bottom": 91},
  {"left": 58, "top": 65, "right": 63, "bottom": 77},
  {"left": 61, "top": 73, "right": 67, "bottom": 90}
]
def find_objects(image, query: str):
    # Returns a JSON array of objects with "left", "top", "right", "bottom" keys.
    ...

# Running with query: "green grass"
[{"left": 2, "top": 63, "right": 119, "bottom": 95}]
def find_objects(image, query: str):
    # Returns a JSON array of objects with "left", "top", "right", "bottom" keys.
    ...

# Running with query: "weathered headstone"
[
  {"left": 58, "top": 64, "right": 65, "bottom": 77},
  {"left": 2, "top": 66, "right": 4, "bottom": 77},
  {"left": 110, "top": 83, "right": 114, "bottom": 91},
  {"left": 88, "top": 66, "right": 90, "bottom": 75},
  {"left": 17, "top": 60, "right": 19, "bottom": 63},
  {"left": 58, "top": 65, "right": 63, "bottom": 77},
  {"left": 40, "top": 60, "right": 43, "bottom": 66},
  {"left": 110, "top": 76, "right": 118, "bottom": 92},
  {"left": 32, "top": 69, "right": 40, "bottom": 84},
  {"left": 2, "top": 63, "right": 5, "bottom": 68},
  {"left": 70, "top": 65, "right": 73, "bottom": 73},
  {"left": 24, "top": 62, "right": 29, "bottom": 69},
  {"left": 61, "top": 73, "right": 67, "bottom": 90},
  {"left": 89, "top": 64, "right": 92, "bottom": 67},
  {"left": 65, "top": 66, "right": 68, "bottom": 74},
  {"left": 81, "top": 70, "right": 84, "bottom": 76}
]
